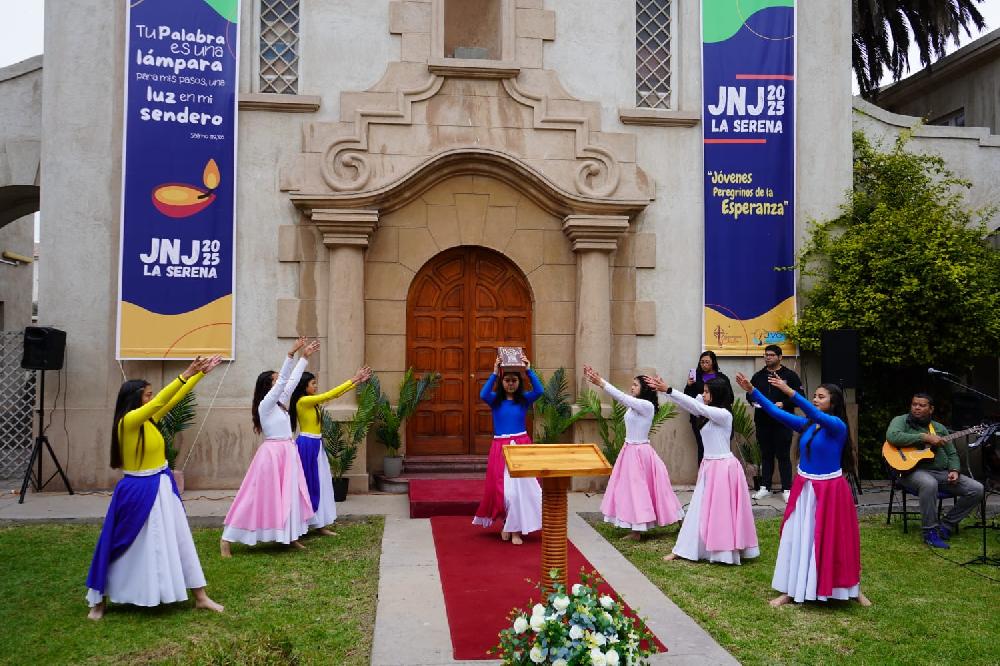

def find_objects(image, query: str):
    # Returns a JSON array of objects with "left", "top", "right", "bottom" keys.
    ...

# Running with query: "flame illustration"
[{"left": 203, "top": 159, "right": 221, "bottom": 190}]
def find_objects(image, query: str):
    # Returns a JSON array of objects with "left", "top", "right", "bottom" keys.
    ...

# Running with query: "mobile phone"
[{"left": 688, "top": 368, "right": 696, "bottom": 381}]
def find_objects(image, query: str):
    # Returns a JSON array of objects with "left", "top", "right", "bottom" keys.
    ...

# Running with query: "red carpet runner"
[
  {"left": 409, "top": 479, "right": 484, "bottom": 518},
  {"left": 430, "top": 515, "right": 666, "bottom": 660}
]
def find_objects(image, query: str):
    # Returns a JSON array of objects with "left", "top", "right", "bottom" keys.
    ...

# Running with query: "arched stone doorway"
[{"left": 406, "top": 245, "right": 532, "bottom": 456}]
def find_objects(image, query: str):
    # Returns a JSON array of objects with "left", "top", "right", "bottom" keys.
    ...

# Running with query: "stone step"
[{"left": 403, "top": 455, "right": 489, "bottom": 474}]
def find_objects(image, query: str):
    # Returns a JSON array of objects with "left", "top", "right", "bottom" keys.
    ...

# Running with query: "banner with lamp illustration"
[
  {"left": 701, "top": 0, "right": 797, "bottom": 357},
  {"left": 116, "top": 0, "right": 240, "bottom": 359}
]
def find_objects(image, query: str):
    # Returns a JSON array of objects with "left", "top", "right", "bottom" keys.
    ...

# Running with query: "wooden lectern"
[{"left": 503, "top": 444, "right": 612, "bottom": 596}]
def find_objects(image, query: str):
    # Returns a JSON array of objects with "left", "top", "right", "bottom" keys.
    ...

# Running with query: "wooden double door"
[{"left": 406, "top": 247, "right": 532, "bottom": 456}]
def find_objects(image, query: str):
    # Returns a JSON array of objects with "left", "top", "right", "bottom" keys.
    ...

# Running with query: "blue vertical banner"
[
  {"left": 117, "top": 0, "right": 240, "bottom": 359},
  {"left": 702, "top": 0, "right": 796, "bottom": 356}
]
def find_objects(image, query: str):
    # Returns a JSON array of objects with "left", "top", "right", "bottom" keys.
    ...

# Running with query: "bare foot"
[
  {"left": 769, "top": 594, "right": 793, "bottom": 608},
  {"left": 663, "top": 553, "right": 678, "bottom": 561},
  {"left": 857, "top": 591, "right": 872, "bottom": 607},
  {"left": 219, "top": 539, "right": 232, "bottom": 558},
  {"left": 511, "top": 534, "right": 523, "bottom": 545},
  {"left": 291, "top": 540, "right": 306, "bottom": 550},
  {"left": 623, "top": 532, "right": 641, "bottom": 541},
  {"left": 193, "top": 588, "right": 224, "bottom": 613},
  {"left": 87, "top": 601, "right": 105, "bottom": 621},
  {"left": 500, "top": 531, "right": 511, "bottom": 541},
  {"left": 317, "top": 528, "right": 336, "bottom": 536}
]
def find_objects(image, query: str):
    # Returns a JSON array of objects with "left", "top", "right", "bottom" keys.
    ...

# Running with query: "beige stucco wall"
[{"left": 32, "top": 0, "right": 853, "bottom": 489}]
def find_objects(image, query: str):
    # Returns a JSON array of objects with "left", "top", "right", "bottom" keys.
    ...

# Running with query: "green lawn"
[
  {"left": 0, "top": 517, "right": 383, "bottom": 665},
  {"left": 588, "top": 514, "right": 1000, "bottom": 665}
]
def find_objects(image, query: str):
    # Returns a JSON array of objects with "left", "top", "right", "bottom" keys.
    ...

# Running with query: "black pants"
[
  {"left": 757, "top": 421, "right": 793, "bottom": 491},
  {"left": 689, "top": 416, "right": 704, "bottom": 465}
]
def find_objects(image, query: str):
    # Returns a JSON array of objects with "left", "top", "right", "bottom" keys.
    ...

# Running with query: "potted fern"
[
  {"left": 577, "top": 387, "right": 677, "bottom": 466},
  {"left": 532, "top": 368, "right": 586, "bottom": 443},
  {"left": 321, "top": 380, "right": 380, "bottom": 501},
  {"left": 156, "top": 391, "right": 197, "bottom": 493},
  {"left": 374, "top": 368, "right": 440, "bottom": 478},
  {"left": 730, "top": 398, "right": 760, "bottom": 489}
]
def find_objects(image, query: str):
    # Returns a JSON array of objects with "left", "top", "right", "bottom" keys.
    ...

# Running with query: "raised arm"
[
  {"left": 600, "top": 380, "right": 653, "bottom": 417},
  {"left": 299, "top": 380, "right": 355, "bottom": 408},
  {"left": 152, "top": 372, "right": 204, "bottom": 422},
  {"left": 662, "top": 388, "right": 729, "bottom": 424},
  {"left": 122, "top": 356, "right": 211, "bottom": 429},
  {"left": 523, "top": 369, "right": 544, "bottom": 404},
  {"left": 787, "top": 391, "right": 846, "bottom": 437}
]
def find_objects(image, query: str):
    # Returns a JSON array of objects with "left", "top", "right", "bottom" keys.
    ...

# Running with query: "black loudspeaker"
[
  {"left": 821, "top": 329, "right": 859, "bottom": 389},
  {"left": 21, "top": 326, "right": 66, "bottom": 371}
]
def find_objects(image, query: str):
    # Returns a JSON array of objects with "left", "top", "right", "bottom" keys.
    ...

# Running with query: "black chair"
[{"left": 885, "top": 467, "right": 958, "bottom": 534}]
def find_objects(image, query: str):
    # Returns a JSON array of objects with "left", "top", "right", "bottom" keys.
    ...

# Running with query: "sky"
[{"left": 2, "top": 1, "right": 1000, "bottom": 75}]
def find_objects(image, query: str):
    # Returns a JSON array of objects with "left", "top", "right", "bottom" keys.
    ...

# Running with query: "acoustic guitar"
[{"left": 883, "top": 424, "right": 985, "bottom": 472}]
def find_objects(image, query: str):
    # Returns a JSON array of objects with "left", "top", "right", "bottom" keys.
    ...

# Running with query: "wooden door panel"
[{"left": 407, "top": 246, "right": 532, "bottom": 456}]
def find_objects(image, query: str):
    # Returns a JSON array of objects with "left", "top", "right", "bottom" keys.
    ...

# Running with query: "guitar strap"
[{"left": 929, "top": 423, "right": 936, "bottom": 436}]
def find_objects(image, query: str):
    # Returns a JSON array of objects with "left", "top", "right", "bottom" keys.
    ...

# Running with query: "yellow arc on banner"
[
  {"left": 704, "top": 295, "right": 797, "bottom": 357},
  {"left": 120, "top": 295, "right": 233, "bottom": 359}
]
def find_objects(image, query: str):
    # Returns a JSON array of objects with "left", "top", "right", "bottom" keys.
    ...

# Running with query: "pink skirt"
[
  {"left": 601, "top": 441, "right": 684, "bottom": 531},
  {"left": 472, "top": 433, "right": 539, "bottom": 530},
  {"left": 222, "top": 438, "right": 315, "bottom": 545},
  {"left": 672, "top": 456, "right": 759, "bottom": 563}
]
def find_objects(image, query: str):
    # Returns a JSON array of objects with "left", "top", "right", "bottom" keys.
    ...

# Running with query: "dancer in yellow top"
[
  {"left": 86, "top": 355, "right": 224, "bottom": 620},
  {"left": 289, "top": 365, "right": 372, "bottom": 533}
]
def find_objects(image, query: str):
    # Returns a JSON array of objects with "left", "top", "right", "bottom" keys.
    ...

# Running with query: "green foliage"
[
  {"left": 373, "top": 368, "right": 440, "bottom": 457},
  {"left": 730, "top": 398, "right": 759, "bottom": 466},
  {"left": 532, "top": 368, "right": 586, "bottom": 443},
  {"left": 156, "top": 391, "right": 197, "bottom": 470},
  {"left": 786, "top": 132, "right": 1000, "bottom": 476},
  {"left": 577, "top": 389, "right": 677, "bottom": 466},
  {"left": 322, "top": 381, "right": 381, "bottom": 479}
]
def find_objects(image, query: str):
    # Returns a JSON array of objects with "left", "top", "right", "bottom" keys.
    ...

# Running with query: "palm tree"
[{"left": 853, "top": 0, "right": 986, "bottom": 99}]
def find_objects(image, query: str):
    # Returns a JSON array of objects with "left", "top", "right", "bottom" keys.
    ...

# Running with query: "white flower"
[
  {"left": 529, "top": 614, "right": 546, "bottom": 632},
  {"left": 572, "top": 583, "right": 584, "bottom": 596},
  {"left": 590, "top": 648, "right": 608, "bottom": 666},
  {"left": 553, "top": 595, "right": 570, "bottom": 612},
  {"left": 594, "top": 632, "right": 608, "bottom": 646},
  {"left": 529, "top": 645, "right": 546, "bottom": 663},
  {"left": 569, "top": 624, "right": 584, "bottom": 640},
  {"left": 605, "top": 648, "right": 620, "bottom": 666},
  {"left": 553, "top": 660, "right": 568, "bottom": 666},
  {"left": 602, "top": 611, "right": 613, "bottom": 624},
  {"left": 532, "top": 603, "right": 546, "bottom": 617},
  {"left": 513, "top": 616, "right": 528, "bottom": 634},
  {"left": 599, "top": 595, "right": 615, "bottom": 609}
]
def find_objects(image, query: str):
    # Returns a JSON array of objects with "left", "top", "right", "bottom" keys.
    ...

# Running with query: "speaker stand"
[{"left": 18, "top": 370, "right": 73, "bottom": 503}]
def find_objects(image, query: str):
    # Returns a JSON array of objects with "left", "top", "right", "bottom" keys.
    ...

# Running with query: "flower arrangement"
[{"left": 493, "top": 569, "right": 657, "bottom": 665}]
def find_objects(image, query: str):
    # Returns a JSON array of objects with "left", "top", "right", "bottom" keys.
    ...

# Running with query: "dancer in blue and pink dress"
[
  {"left": 585, "top": 365, "right": 684, "bottom": 540},
  {"left": 472, "top": 352, "right": 543, "bottom": 544},
  {"left": 735, "top": 372, "right": 871, "bottom": 606}
]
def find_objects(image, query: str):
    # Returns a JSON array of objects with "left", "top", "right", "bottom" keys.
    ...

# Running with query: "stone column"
[
  {"left": 311, "top": 209, "right": 378, "bottom": 490},
  {"left": 562, "top": 215, "right": 629, "bottom": 396}
]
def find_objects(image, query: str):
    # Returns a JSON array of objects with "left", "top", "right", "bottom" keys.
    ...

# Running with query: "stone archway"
[{"left": 406, "top": 245, "right": 532, "bottom": 456}]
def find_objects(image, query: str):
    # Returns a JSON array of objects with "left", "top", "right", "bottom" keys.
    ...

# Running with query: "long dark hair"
[
  {"left": 252, "top": 370, "right": 276, "bottom": 435},
  {"left": 635, "top": 375, "right": 659, "bottom": 409},
  {"left": 695, "top": 351, "right": 720, "bottom": 381},
  {"left": 491, "top": 371, "right": 526, "bottom": 407},
  {"left": 703, "top": 376, "right": 734, "bottom": 438},
  {"left": 289, "top": 371, "right": 320, "bottom": 431},
  {"left": 111, "top": 379, "right": 150, "bottom": 469},
  {"left": 805, "top": 383, "right": 856, "bottom": 473}
]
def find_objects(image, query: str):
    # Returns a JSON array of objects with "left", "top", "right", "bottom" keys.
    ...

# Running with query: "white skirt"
[
  {"left": 672, "top": 466, "right": 760, "bottom": 565},
  {"left": 86, "top": 474, "right": 206, "bottom": 607},
  {"left": 307, "top": 440, "right": 338, "bottom": 528},
  {"left": 771, "top": 480, "right": 860, "bottom": 602},
  {"left": 502, "top": 466, "right": 542, "bottom": 535}
]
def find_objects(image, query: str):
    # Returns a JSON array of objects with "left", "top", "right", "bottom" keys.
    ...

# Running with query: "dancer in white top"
[
  {"left": 584, "top": 365, "right": 684, "bottom": 540},
  {"left": 649, "top": 375, "right": 759, "bottom": 564},
  {"left": 220, "top": 339, "right": 318, "bottom": 556}
]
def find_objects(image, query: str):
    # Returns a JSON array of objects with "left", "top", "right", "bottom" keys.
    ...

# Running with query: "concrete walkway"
[{"left": 3, "top": 482, "right": 997, "bottom": 665}]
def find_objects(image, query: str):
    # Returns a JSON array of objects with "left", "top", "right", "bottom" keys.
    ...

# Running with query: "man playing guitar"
[{"left": 885, "top": 393, "right": 984, "bottom": 548}]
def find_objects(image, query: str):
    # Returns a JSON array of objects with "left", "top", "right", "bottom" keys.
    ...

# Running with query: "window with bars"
[
  {"left": 635, "top": 0, "right": 671, "bottom": 109},
  {"left": 259, "top": 0, "right": 300, "bottom": 94}
]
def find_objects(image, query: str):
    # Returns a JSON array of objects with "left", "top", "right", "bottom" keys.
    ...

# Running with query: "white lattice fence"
[{"left": 0, "top": 331, "right": 35, "bottom": 478}]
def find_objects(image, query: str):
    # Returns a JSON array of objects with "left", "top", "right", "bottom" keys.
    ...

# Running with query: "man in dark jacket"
[
  {"left": 746, "top": 345, "right": 803, "bottom": 502},
  {"left": 885, "top": 393, "right": 984, "bottom": 548}
]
